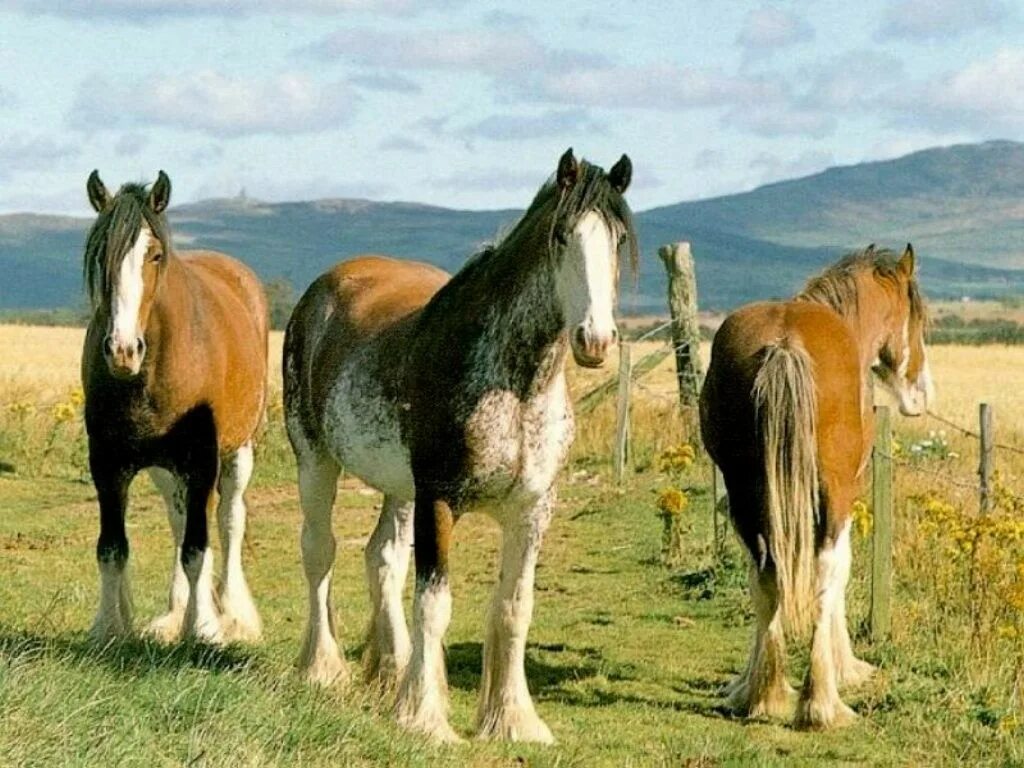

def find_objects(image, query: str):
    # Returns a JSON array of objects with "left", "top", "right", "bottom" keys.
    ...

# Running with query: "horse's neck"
[
  {"left": 844, "top": 278, "right": 895, "bottom": 373},
  {"left": 435, "top": 228, "right": 568, "bottom": 402},
  {"left": 144, "top": 256, "right": 198, "bottom": 367}
]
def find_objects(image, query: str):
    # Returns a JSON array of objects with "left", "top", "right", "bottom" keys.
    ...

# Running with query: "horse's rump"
[{"left": 283, "top": 256, "right": 450, "bottom": 452}]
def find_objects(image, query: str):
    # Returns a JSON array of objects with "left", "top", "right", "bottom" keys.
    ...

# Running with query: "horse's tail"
[{"left": 753, "top": 340, "right": 820, "bottom": 636}]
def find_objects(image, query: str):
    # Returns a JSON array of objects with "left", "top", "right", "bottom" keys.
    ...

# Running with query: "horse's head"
[
  {"left": 551, "top": 148, "right": 636, "bottom": 369},
  {"left": 871, "top": 244, "right": 933, "bottom": 416},
  {"left": 84, "top": 170, "right": 173, "bottom": 379}
]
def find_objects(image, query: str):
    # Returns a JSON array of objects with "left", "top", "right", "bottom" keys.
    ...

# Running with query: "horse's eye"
[{"left": 151, "top": 251, "right": 163, "bottom": 263}]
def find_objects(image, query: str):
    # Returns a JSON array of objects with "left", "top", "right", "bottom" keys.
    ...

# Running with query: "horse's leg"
[
  {"left": 795, "top": 525, "right": 858, "bottom": 729},
  {"left": 144, "top": 467, "right": 188, "bottom": 641},
  {"left": 396, "top": 494, "right": 461, "bottom": 743},
  {"left": 363, "top": 495, "right": 413, "bottom": 687},
  {"left": 731, "top": 565, "right": 795, "bottom": 718},
  {"left": 217, "top": 442, "right": 262, "bottom": 642},
  {"left": 296, "top": 454, "right": 346, "bottom": 685},
  {"left": 180, "top": 445, "right": 222, "bottom": 644},
  {"left": 831, "top": 521, "right": 876, "bottom": 688},
  {"left": 89, "top": 455, "right": 134, "bottom": 643},
  {"left": 476, "top": 496, "right": 554, "bottom": 743}
]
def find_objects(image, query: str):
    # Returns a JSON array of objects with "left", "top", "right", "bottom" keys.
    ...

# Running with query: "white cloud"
[
  {"left": 877, "top": 0, "right": 1011, "bottom": 40},
  {"left": 378, "top": 135, "right": 426, "bottom": 152},
  {"left": 460, "top": 109, "right": 605, "bottom": 141},
  {"left": 725, "top": 104, "right": 836, "bottom": 139},
  {"left": 3, "top": 0, "right": 460, "bottom": 19},
  {"left": 69, "top": 71, "right": 357, "bottom": 137},
  {"left": 531, "top": 63, "right": 781, "bottom": 110},
  {"left": 737, "top": 7, "right": 814, "bottom": 51},
  {"left": 0, "top": 135, "right": 79, "bottom": 179},
  {"left": 349, "top": 72, "right": 420, "bottom": 94},
  {"left": 894, "top": 48, "right": 1024, "bottom": 132},
  {"left": 749, "top": 150, "right": 835, "bottom": 185},
  {"left": 303, "top": 27, "right": 603, "bottom": 77},
  {"left": 114, "top": 132, "right": 148, "bottom": 157}
]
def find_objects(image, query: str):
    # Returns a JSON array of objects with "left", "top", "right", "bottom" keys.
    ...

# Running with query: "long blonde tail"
[{"left": 753, "top": 341, "right": 819, "bottom": 635}]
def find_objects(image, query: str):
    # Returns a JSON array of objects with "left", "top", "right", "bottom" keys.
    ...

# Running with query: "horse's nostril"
[
  {"left": 136, "top": 338, "right": 145, "bottom": 355},
  {"left": 573, "top": 326, "right": 587, "bottom": 347},
  {"left": 103, "top": 335, "right": 115, "bottom": 355},
  {"left": 610, "top": 328, "right": 619, "bottom": 344}
]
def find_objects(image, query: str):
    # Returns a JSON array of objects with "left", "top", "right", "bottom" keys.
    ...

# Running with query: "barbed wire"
[{"left": 923, "top": 409, "right": 1024, "bottom": 457}]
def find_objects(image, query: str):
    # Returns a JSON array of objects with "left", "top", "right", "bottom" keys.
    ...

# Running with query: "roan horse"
[
  {"left": 700, "top": 245, "right": 932, "bottom": 729},
  {"left": 82, "top": 171, "right": 268, "bottom": 645},
  {"left": 283, "top": 149, "right": 636, "bottom": 742}
]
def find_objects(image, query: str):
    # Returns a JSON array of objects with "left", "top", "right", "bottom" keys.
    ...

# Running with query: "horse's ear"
[
  {"left": 898, "top": 243, "right": 915, "bottom": 276},
  {"left": 87, "top": 170, "right": 109, "bottom": 212},
  {"left": 608, "top": 154, "right": 632, "bottom": 193},
  {"left": 149, "top": 170, "right": 172, "bottom": 214},
  {"left": 557, "top": 147, "right": 578, "bottom": 190},
  {"left": 865, "top": 242, "right": 876, "bottom": 255}
]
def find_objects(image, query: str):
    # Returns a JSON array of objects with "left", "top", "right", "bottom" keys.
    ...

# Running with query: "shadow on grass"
[
  {"left": 445, "top": 640, "right": 736, "bottom": 720},
  {"left": 0, "top": 624, "right": 260, "bottom": 677}
]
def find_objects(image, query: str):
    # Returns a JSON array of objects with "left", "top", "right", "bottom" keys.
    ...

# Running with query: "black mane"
[{"left": 83, "top": 183, "right": 172, "bottom": 307}]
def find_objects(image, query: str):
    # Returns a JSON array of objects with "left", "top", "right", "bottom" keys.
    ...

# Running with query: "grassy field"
[{"left": 0, "top": 325, "right": 1023, "bottom": 766}]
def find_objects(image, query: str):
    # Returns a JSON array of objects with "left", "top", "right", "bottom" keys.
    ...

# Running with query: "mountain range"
[{"left": 2, "top": 140, "right": 1023, "bottom": 314}]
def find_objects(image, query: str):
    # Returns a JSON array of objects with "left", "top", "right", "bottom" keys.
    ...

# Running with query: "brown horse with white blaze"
[
  {"left": 700, "top": 245, "right": 932, "bottom": 729},
  {"left": 82, "top": 171, "right": 268, "bottom": 645},
  {"left": 283, "top": 149, "right": 636, "bottom": 742}
]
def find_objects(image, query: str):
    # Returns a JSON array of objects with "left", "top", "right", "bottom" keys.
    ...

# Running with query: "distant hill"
[{"left": 2, "top": 140, "right": 1023, "bottom": 314}]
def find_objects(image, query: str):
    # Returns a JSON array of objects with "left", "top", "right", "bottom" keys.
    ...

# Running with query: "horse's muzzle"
[
  {"left": 104, "top": 334, "right": 146, "bottom": 378},
  {"left": 571, "top": 325, "right": 616, "bottom": 368}
]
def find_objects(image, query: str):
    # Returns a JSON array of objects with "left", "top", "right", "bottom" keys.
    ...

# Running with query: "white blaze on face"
[
  {"left": 109, "top": 224, "right": 152, "bottom": 351},
  {"left": 894, "top": 317, "right": 935, "bottom": 416},
  {"left": 559, "top": 211, "right": 618, "bottom": 357}
]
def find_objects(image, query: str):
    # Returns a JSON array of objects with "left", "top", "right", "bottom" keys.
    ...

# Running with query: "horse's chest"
[{"left": 463, "top": 377, "right": 574, "bottom": 501}]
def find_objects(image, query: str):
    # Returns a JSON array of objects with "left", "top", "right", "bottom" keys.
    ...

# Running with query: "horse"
[
  {"left": 81, "top": 171, "right": 268, "bottom": 646},
  {"left": 700, "top": 245, "right": 932, "bottom": 729},
  {"left": 283, "top": 149, "right": 636, "bottom": 743}
]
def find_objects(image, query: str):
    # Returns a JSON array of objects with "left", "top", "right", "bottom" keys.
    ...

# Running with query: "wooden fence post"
[
  {"left": 979, "top": 403, "right": 993, "bottom": 515},
  {"left": 613, "top": 341, "right": 632, "bottom": 484},
  {"left": 658, "top": 242, "right": 702, "bottom": 408},
  {"left": 871, "top": 405, "right": 893, "bottom": 641}
]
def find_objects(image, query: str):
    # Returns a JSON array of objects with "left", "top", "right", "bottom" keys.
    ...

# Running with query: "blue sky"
[{"left": 0, "top": 0, "right": 1022, "bottom": 215}]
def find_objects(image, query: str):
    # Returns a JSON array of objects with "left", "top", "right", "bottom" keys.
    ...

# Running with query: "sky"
[{"left": 0, "top": 0, "right": 1022, "bottom": 215}]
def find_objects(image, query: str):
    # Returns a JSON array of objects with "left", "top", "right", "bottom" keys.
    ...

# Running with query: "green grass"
[{"left": 1, "top": 443, "right": 1022, "bottom": 767}]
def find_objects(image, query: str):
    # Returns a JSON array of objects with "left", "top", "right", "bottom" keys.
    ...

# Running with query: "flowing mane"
[
  {"left": 439, "top": 160, "right": 639, "bottom": 298},
  {"left": 83, "top": 183, "right": 173, "bottom": 307},
  {"left": 797, "top": 247, "right": 926, "bottom": 323}
]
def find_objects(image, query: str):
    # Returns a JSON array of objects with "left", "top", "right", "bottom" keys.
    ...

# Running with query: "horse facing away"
[
  {"left": 82, "top": 171, "right": 268, "bottom": 645},
  {"left": 700, "top": 245, "right": 932, "bottom": 729},
  {"left": 283, "top": 149, "right": 636, "bottom": 742}
]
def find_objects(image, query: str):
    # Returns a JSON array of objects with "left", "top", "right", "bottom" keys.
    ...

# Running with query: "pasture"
[{"left": 1, "top": 324, "right": 1023, "bottom": 766}]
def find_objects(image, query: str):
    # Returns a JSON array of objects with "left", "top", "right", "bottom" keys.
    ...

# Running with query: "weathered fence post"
[
  {"left": 658, "top": 242, "right": 702, "bottom": 408},
  {"left": 979, "top": 403, "right": 993, "bottom": 515},
  {"left": 613, "top": 341, "right": 632, "bottom": 484},
  {"left": 871, "top": 405, "right": 893, "bottom": 641}
]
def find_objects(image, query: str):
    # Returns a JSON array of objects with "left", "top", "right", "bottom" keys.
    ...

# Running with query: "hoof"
[
  {"left": 477, "top": 706, "right": 554, "bottom": 744},
  {"left": 218, "top": 591, "right": 263, "bottom": 643},
  {"left": 396, "top": 708, "right": 463, "bottom": 744},
  {"left": 837, "top": 656, "right": 877, "bottom": 689},
  {"left": 143, "top": 611, "right": 185, "bottom": 643},
  {"left": 300, "top": 647, "right": 350, "bottom": 688},
  {"left": 727, "top": 678, "right": 795, "bottom": 720},
  {"left": 795, "top": 697, "right": 858, "bottom": 730},
  {"left": 363, "top": 648, "right": 409, "bottom": 691},
  {"left": 89, "top": 617, "right": 131, "bottom": 645}
]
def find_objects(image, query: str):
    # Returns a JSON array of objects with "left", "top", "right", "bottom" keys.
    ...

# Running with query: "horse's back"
[{"left": 284, "top": 255, "right": 450, "bottom": 457}]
